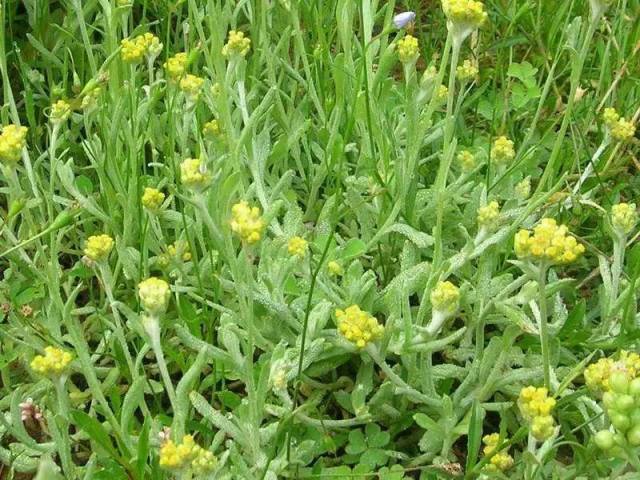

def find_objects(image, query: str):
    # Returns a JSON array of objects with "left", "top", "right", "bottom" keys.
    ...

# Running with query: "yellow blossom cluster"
[
  {"left": 430, "top": 281, "right": 460, "bottom": 314},
  {"left": 230, "top": 201, "right": 265, "bottom": 244},
  {"left": 202, "top": 119, "right": 222, "bottom": 139},
  {"left": 611, "top": 203, "right": 637, "bottom": 235},
  {"left": 518, "top": 386, "right": 556, "bottom": 441},
  {"left": 222, "top": 30, "right": 251, "bottom": 57},
  {"left": 397, "top": 34, "right": 419, "bottom": 63},
  {"left": 482, "top": 433, "right": 514, "bottom": 472},
  {"left": 179, "top": 74, "right": 205, "bottom": 102},
  {"left": 515, "top": 177, "right": 531, "bottom": 200},
  {"left": 442, "top": 0, "right": 488, "bottom": 28},
  {"left": 477, "top": 201, "right": 500, "bottom": 227},
  {"left": 514, "top": 218, "right": 585, "bottom": 265},
  {"left": 435, "top": 85, "right": 448, "bottom": 102},
  {"left": 160, "top": 435, "right": 217, "bottom": 473},
  {"left": 31, "top": 346, "right": 73, "bottom": 376},
  {"left": 336, "top": 305, "right": 384, "bottom": 348},
  {"left": 84, "top": 234, "right": 115, "bottom": 262},
  {"left": 328, "top": 260, "right": 343, "bottom": 276},
  {"left": 164, "top": 52, "right": 188, "bottom": 81},
  {"left": 492, "top": 135, "right": 515, "bottom": 165},
  {"left": 180, "top": 158, "right": 210, "bottom": 190},
  {"left": 288, "top": 236, "right": 308, "bottom": 258},
  {"left": 159, "top": 240, "right": 192, "bottom": 267},
  {"left": 456, "top": 59, "right": 478, "bottom": 81},
  {"left": 585, "top": 351, "right": 640, "bottom": 393},
  {"left": 142, "top": 187, "right": 165, "bottom": 211},
  {"left": 0, "top": 124, "right": 28, "bottom": 164},
  {"left": 457, "top": 150, "right": 475, "bottom": 171},
  {"left": 603, "top": 107, "right": 636, "bottom": 142},
  {"left": 138, "top": 277, "right": 171, "bottom": 316},
  {"left": 121, "top": 33, "right": 162, "bottom": 63},
  {"left": 50, "top": 99, "right": 72, "bottom": 124}
]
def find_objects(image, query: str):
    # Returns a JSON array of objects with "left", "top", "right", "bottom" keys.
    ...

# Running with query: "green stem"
[
  {"left": 538, "top": 265, "right": 551, "bottom": 390},
  {"left": 145, "top": 316, "right": 178, "bottom": 412}
]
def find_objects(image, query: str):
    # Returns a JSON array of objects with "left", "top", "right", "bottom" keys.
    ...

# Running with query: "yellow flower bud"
[
  {"left": 180, "top": 158, "right": 210, "bottom": 190},
  {"left": 442, "top": 0, "right": 488, "bottom": 30},
  {"left": 457, "top": 150, "right": 476, "bottom": 171},
  {"left": 328, "top": 260, "right": 343, "bottom": 276},
  {"left": 336, "top": 305, "right": 384, "bottom": 348},
  {"left": 138, "top": 277, "right": 171, "bottom": 316},
  {"left": 222, "top": 30, "right": 251, "bottom": 57},
  {"left": 164, "top": 52, "right": 188, "bottom": 81},
  {"left": 287, "top": 236, "right": 308, "bottom": 258},
  {"left": 0, "top": 124, "right": 28, "bottom": 165},
  {"left": 456, "top": 59, "right": 478, "bottom": 81},
  {"left": 514, "top": 218, "right": 585, "bottom": 265},
  {"left": 397, "top": 34, "right": 420, "bottom": 63},
  {"left": 430, "top": 281, "right": 460, "bottom": 314},
  {"left": 611, "top": 203, "right": 637, "bottom": 235},
  {"left": 31, "top": 346, "right": 73, "bottom": 376},
  {"left": 50, "top": 100, "right": 72, "bottom": 124},
  {"left": 492, "top": 135, "right": 515, "bottom": 165},
  {"left": 179, "top": 74, "right": 205, "bottom": 102},
  {"left": 142, "top": 187, "right": 165, "bottom": 211},
  {"left": 84, "top": 234, "right": 115, "bottom": 262},
  {"left": 477, "top": 201, "right": 500, "bottom": 228},
  {"left": 230, "top": 201, "right": 265, "bottom": 244}
]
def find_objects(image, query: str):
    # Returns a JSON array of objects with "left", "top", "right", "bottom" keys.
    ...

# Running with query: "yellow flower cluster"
[
  {"left": 397, "top": 34, "right": 419, "bottom": 63},
  {"left": 492, "top": 135, "right": 515, "bottom": 165},
  {"left": 180, "top": 158, "right": 210, "bottom": 190},
  {"left": 179, "top": 74, "right": 205, "bottom": 102},
  {"left": 230, "top": 201, "right": 265, "bottom": 244},
  {"left": 515, "top": 177, "right": 531, "bottom": 200},
  {"left": 336, "top": 305, "right": 384, "bottom": 348},
  {"left": 50, "top": 99, "right": 72, "bottom": 124},
  {"left": 121, "top": 33, "right": 162, "bottom": 63},
  {"left": 442, "top": 0, "right": 488, "bottom": 28},
  {"left": 159, "top": 435, "right": 217, "bottom": 473},
  {"left": 202, "top": 119, "right": 222, "bottom": 139},
  {"left": 222, "top": 30, "right": 251, "bottom": 57},
  {"left": 159, "top": 240, "right": 192, "bottom": 267},
  {"left": 457, "top": 150, "right": 475, "bottom": 171},
  {"left": 514, "top": 218, "right": 585, "bottom": 265},
  {"left": 138, "top": 277, "right": 171, "bottom": 316},
  {"left": 31, "top": 346, "right": 73, "bottom": 376},
  {"left": 603, "top": 107, "right": 636, "bottom": 142},
  {"left": 477, "top": 201, "right": 500, "bottom": 227},
  {"left": 288, "top": 236, "right": 308, "bottom": 258},
  {"left": 611, "top": 203, "right": 637, "bottom": 234},
  {"left": 0, "top": 124, "right": 28, "bottom": 164},
  {"left": 585, "top": 351, "right": 640, "bottom": 393},
  {"left": 164, "top": 52, "right": 188, "bottom": 81},
  {"left": 328, "top": 260, "right": 343, "bottom": 276},
  {"left": 482, "top": 433, "right": 514, "bottom": 472},
  {"left": 430, "top": 281, "right": 460, "bottom": 314},
  {"left": 142, "top": 187, "right": 165, "bottom": 211},
  {"left": 435, "top": 85, "right": 449, "bottom": 102},
  {"left": 84, "top": 234, "right": 115, "bottom": 262},
  {"left": 518, "top": 386, "right": 556, "bottom": 441},
  {"left": 456, "top": 59, "right": 478, "bottom": 81}
]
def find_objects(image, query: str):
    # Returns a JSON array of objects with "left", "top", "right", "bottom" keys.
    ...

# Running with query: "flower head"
[
  {"left": 50, "top": 100, "right": 72, "bottom": 124},
  {"left": 142, "top": 187, "right": 165, "bottom": 211},
  {"left": 492, "top": 136, "right": 515, "bottom": 165},
  {"left": 202, "top": 120, "right": 222, "bottom": 139},
  {"left": 603, "top": 107, "right": 636, "bottom": 142},
  {"left": 84, "top": 234, "right": 115, "bottom": 262},
  {"left": 179, "top": 74, "right": 205, "bottom": 102},
  {"left": 477, "top": 201, "right": 500, "bottom": 228},
  {"left": 138, "top": 277, "right": 171, "bottom": 316},
  {"left": 456, "top": 59, "right": 478, "bottom": 81},
  {"left": 288, "top": 236, "right": 308, "bottom": 258},
  {"left": 159, "top": 435, "right": 197, "bottom": 470},
  {"left": 435, "top": 85, "right": 449, "bottom": 102},
  {"left": 191, "top": 446, "right": 217, "bottom": 474},
  {"left": 164, "top": 52, "right": 188, "bottom": 81},
  {"left": 514, "top": 218, "right": 585, "bottom": 265},
  {"left": 121, "top": 33, "right": 162, "bottom": 63},
  {"left": 31, "top": 346, "right": 73, "bottom": 376},
  {"left": 611, "top": 203, "right": 637, "bottom": 235},
  {"left": 585, "top": 351, "right": 640, "bottom": 393},
  {"left": 430, "top": 281, "right": 460, "bottom": 314},
  {"left": 515, "top": 177, "right": 531, "bottom": 200},
  {"left": 0, "top": 124, "right": 28, "bottom": 165},
  {"left": 159, "top": 240, "right": 192, "bottom": 267},
  {"left": 482, "top": 434, "right": 514, "bottom": 472},
  {"left": 222, "top": 30, "right": 251, "bottom": 57},
  {"left": 336, "top": 305, "right": 384, "bottom": 348},
  {"left": 457, "top": 150, "right": 476, "bottom": 171},
  {"left": 397, "top": 34, "right": 420, "bottom": 64},
  {"left": 230, "top": 201, "right": 265, "bottom": 244},
  {"left": 518, "top": 386, "right": 556, "bottom": 441},
  {"left": 442, "top": 0, "right": 487, "bottom": 38},
  {"left": 393, "top": 11, "right": 416, "bottom": 29},
  {"left": 328, "top": 260, "right": 343, "bottom": 276},
  {"left": 180, "top": 158, "right": 210, "bottom": 190}
]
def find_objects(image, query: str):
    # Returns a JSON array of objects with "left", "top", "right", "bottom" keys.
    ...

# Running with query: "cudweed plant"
[{"left": 0, "top": 0, "right": 639, "bottom": 479}]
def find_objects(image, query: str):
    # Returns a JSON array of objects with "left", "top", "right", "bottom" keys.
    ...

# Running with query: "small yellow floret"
[
  {"left": 159, "top": 240, "right": 192, "bottom": 267},
  {"left": 288, "top": 236, "right": 308, "bottom": 258},
  {"left": 328, "top": 260, "right": 343, "bottom": 276},
  {"left": 0, "top": 124, "right": 28, "bottom": 164},
  {"left": 514, "top": 218, "right": 585, "bottom": 265},
  {"left": 138, "top": 277, "right": 171, "bottom": 316},
  {"left": 457, "top": 150, "right": 475, "bottom": 171},
  {"left": 515, "top": 177, "right": 531, "bottom": 200},
  {"left": 84, "top": 234, "right": 115, "bottom": 262},
  {"left": 430, "top": 281, "right": 460, "bottom": 314},
  {"left": 230, "top": 201, "right": 265, "bottom": 244},
  {"left": 142, "top": 187, "right": 165, "bottom": 211},
  {"left": 121, "top": 33, "right": 161, "bottom": 63},
  {"left": 397, "top": 34, "right": 420, "bottom": 63},
  {"left": 477, "top": 201, "right": 500, "bottom": 228},
  {"left": 222, "top": 30, "right": 251, "bottom": 57},
  {"left": 202, "top": 120, "right": 222, "bottom": 139},
  {"left": 179, "top": 74, "right": 205, "bottom": 102},
  {"left": 442, "top": 0, "right": 488, "bottom": 29},
  {"left": 585, "top": 351, "right": 640, "bottom": 393},
  {"left": 482, "top": 434, "right": 514, "bottom": 472},
  {"left": 336, "top": 305, "right": 384, "bottom": 348},
  {"left": 518, "top": 386, "right": 556, "bottom": 441},
  {"left": 611, "top": 203, "right": 637, "bottom": 235},
  {"left": 164, "top": 52, "right": 189, "bottom": 81},
  {"left": 492, "top": 136, "right": 515, "bottom": 165},
  {"left": 180, "top": 158, "right": 210, "bottom": 190},
  {"left": 50, "top": 100, "right": 72, "bottom": 124},
  {"left": 159, "top": 435, "right": 197, "bottom": 470},
  {"left": 31, "top": 346, "right": 73, "bottom": 376},
  {"left": 456, "top": 59, "right": 478, "bottom": 81},
  {"left": 603, "top": 107, "right": 636, "bottom": 141}
]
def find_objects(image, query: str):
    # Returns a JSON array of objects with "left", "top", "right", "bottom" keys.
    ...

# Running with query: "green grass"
[{"left": 0, "top": 0, "right": 639, "bottom": 478}]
